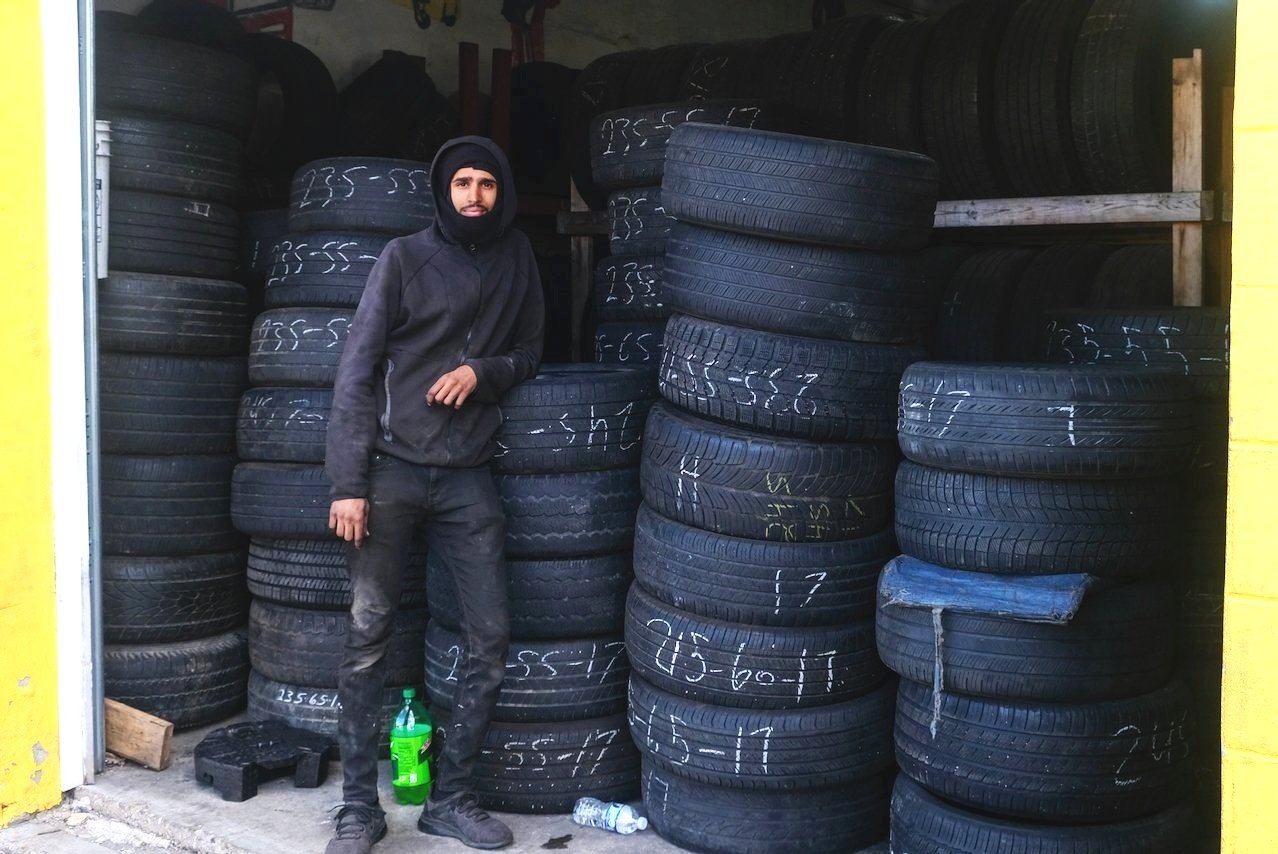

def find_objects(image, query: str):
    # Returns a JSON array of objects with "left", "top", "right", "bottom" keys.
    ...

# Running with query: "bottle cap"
[{"left": 403, "top": 687, "right": 416, "bottom": 699}]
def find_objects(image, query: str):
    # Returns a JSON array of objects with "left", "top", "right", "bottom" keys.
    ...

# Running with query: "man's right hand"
[{"left": 329, "top": 498, "right": 369, "bottom": 548}]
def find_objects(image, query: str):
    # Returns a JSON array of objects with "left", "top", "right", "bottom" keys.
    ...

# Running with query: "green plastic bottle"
[{"left": 389, "top": 687, "right": 432, "bottom": 805}]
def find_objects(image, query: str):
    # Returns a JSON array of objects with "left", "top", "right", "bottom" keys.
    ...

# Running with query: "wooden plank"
[
  {"left": 1172, "top": 50, "right": 1205, "bottom": 306},
  {"left": 104, "top": 698, "right": 172, "bottom": 771},
  {"left": 458, "top": 42, "right": 480, "bottom": 135},
  {"left": 933, "top": 191, "right": 1212, "bottom": 228},
  {"left": 489, "top": 48, "right": 512, "bottom": 154},
  {"left": 568, "top": 181, "right": 595, "bottom": 361},
  {"left": 557, "top": 209, "right": 609, "bottom": 235}
]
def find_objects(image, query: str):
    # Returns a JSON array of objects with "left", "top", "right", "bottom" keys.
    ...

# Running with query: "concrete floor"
[{"left": 0, "top": 715, "right": 890, "bottom": 854}]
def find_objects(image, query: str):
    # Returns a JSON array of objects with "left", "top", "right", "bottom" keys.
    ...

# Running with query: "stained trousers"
[{"left": 336, "top": 452, "right": 509, "bottom": 806}]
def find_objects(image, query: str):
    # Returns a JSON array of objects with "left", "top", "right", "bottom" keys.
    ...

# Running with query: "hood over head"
[{"left": 430, "top": 135, "right": 517, "bottom": 245}]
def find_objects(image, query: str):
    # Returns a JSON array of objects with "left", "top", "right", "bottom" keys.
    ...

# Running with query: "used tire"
[
  {"left": 993, "top": 0, "right": 1093, "bottom": 196},
  {"left": 248, "top": 599, "right": 426, "bottom": 688},
  {"left": 895, "top": 678, "right": 1195, "bottom": 823},
  {"left": 1085, "top": 244, "right": 1173, "bottom": 308},
  {"left": 890, "top": 773, "right": 1195, "bottom": 853},
  {"left": 593, "top": 321, "right": 665, "bottom": 366},
  {"left": 640, "top": 403, "right": 895, "bottom": 542},
  {"left": 1004, "top": 243, "right": 1114, "bottom": 360},
  {"left": 931, "top": 247, "right": 1039, "bottom": 361},
  {"left": 428, "top": 551, "right": 630, "bottom": 639},
  {"left": 493, "top": 364, "right": 656, "bottom": 474},
  {"left": 633, "top": 503, "right": 891, "bottom": 628},
  {"left": 607, "top": 187, "right": 676, "bottom": 256},
  {"left": 247, "top": 536, "right": 427, "bottom": 610},
  {"left": 658, "top": 313, "right": 922, "bottom": 441},
  {"left": 425, "top": 623, "right": 629, "bottom": 723},
  {"left": 920, "top": 0, "right": 1022, "bottom": 198},
  {"left": 263, "top": 232, "right": 390, "bottom": 309},
  {"left": 103, "top": 550, "right": 247, "bottom": 643},
  {"left": 663, "top": 124, "right": 938, "bottom": 251},
  {"left": 101, "top": 454, "right": 241, "bottom": 556},
  {"left": 787, "top": 15, "right": 888, "bottom": 141},
  {"left": 1043, "top": 308, "right": 1229, "bottom": 399},
  {"left": 110, "top": 190, "right": 239, "bottom": 280},
  {"left": 664, "top": 219, "right": 933, "bottom": 345},
  {"left": 239, "top": 209, "right": 290, "bottom": 285},
  {"left": 677, "top": 41, "right": 761, "bottom": 101},
  {"left": 230, "top": 462, "right": 331, "bottom": 539},
  {"left": 435, "top": 710, "right": 640, "bottom": 813},
  {"left": 856, "top": 19, "right": 934, "bottom": 152},
  {"left": 248, "top": 307, "right": 352, "bottom": 387},
  {"left": 1071, "top": 0, "right": 1171, "bottom": 192},
  {"left": 99, "top": 354, "right": 246, "bottom": 455},
  {"left": 876, "top": 577, "right": 1175, "bottom": 701},
  {"left": 96, "top": 30, "right": 257, "bottom": 137},
  {"left": 590, "top": 100, "right": 788, "bottom": 190},
  {"left": 643, "top": 762, "right": 892, "bottom": 854},
  {"left": 288, "top": 157, "right": 434, "bottom": 234},
  {"left": 236, "top": 387, "right": 332, "bottom": 463},
  {"left": 895, "top": 461, "right": 1184, "bottom": 577},
  {"left": 496, "top": 468, "right": 641, "bottom": 558},
  {"left": 898, "top": 362, "right": 1197, "bottom": 478},
  {"left": 104, "top": 630, "right": 249, "bottom": 730},
  {"left": 629, "top": 674, "right": 895, "bottom": 790},
  {"left": 625, "top": 584, "right": 884, "bottom": 710},
  {"left": 246, "top": 669, "right": 410, "bottom": 756},
  {"left": 98, "top": 272, "right": 249, "bottom": 357},
  {"left": 103, "top": 114, "right": 242, "bottom": 204},
  {"left": 594, "top": 255, "right": 668, "bottom": 322}
]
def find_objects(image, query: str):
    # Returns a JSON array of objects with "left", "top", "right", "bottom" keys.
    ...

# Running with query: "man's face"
[{"left": 450, "top": 167, "right": 498, "bottom": 217}]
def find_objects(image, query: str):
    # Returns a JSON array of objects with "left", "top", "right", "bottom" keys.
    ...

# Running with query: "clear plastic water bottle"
[
  {"left": 571, "top": 797, "right": 649, "bottom": 834},
  {"left": 389, "top": 687, "right": 432, "bottom": 805}
]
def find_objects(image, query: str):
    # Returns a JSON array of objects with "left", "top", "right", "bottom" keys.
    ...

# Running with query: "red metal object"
[
  {"left": 511, "top": 0, "right": 556, "bottom": 66},
  {"left": 232, "top": 1, "right": 294, "bottom": 39}
]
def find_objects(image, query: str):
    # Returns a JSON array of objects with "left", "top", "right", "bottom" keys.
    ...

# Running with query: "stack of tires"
[
  {"left": 1041, "top": 306, "right": 1230, "bottom": 846},
  {"left": 883, "top": 361, "right": 1202, "bottom": 850},
  {"left": 588, "top": 101, "right": 790, "bottom": 369},
  {"left": 568, "top": 18, "right": 891, "bottom": 209},
  {"left": 626, "top": 125, "right": 939, "bottom": 853},
  {"left": 96, "top": 29, "right": 258, "bottom": 730},
  {"left": 927, "top": 241, "right": 1182, "bottom": 363},
  {"left": 571, "top": 0, "right": 1181, "bottom": 203},
  {"left": 233, "top": 157, "right": 435, "bottom": 744},
  {"left": 423, "top": 365, "right": 658, "bottom": 812}
]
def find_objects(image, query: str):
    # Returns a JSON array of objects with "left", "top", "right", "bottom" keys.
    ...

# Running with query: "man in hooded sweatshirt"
[{"left": 323, "top": 136, "right": 544, "bottom": 853}]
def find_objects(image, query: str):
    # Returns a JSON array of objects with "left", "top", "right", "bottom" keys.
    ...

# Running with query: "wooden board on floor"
[{"left": 104, "top": 698, "right": 173, "bottom": 771}]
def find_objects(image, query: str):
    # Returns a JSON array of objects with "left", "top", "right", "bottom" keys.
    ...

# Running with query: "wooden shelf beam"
[
  {"left": 558, "top": 191, "right": 1216, "bottom": 237},
  {"left": 933, "top": 191, "right": 1214, "bottom": 229}
]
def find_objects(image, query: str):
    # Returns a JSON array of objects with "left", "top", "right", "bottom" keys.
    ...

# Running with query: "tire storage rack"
[
  {"left": 424, "top": 363, "right": 658, "bottom": 812},
  {"left": 557, "top": 5, "right": 1232, "bottom": 852},
  {"left": 588, "top": 100, "right": 792, "bottom": 370},
  {"left": 233, "top": 156, "right": 437, "bottom": 747},
  {"left": 96, "top": 29, "right": 259, "bottom": 732},
  {"left": 884, "top": 356, "right": 1228, "bottom": 851},
  {"left": 611, "top": 122, "right": 940, "bottom": 852}
]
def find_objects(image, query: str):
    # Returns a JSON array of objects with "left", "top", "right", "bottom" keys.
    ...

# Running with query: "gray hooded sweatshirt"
[{"left": 324, "top": 137, "right": 545, "bottom": 500}]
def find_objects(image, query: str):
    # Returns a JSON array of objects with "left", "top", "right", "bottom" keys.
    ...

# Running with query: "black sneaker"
[
  {"left": 417, "top": 791, "right": 513, "bottom": 850},
  {"left": 325, "top": 803, "right": 387, "bottom": 854}
]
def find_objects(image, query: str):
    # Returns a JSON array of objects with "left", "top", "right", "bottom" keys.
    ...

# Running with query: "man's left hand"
[{"left": 427, "top": 364, "right": 478, "bottom": 408}]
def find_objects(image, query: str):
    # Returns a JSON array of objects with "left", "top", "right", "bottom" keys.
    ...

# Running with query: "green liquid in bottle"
[{"left": 389, "top": 687, "right": 432, "bottom": 805}]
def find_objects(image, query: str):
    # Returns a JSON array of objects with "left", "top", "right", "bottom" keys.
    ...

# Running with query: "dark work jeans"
[{"left": 337, "top": 452, "right": 509, "bottom": 808}]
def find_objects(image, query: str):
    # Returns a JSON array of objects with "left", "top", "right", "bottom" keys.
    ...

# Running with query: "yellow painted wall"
[
  {"left": 0, "top": 0, "right": 60, "bottom": 827},
  {"left": 1223, "top": 1, "right": 1278, "bottom": 851}
]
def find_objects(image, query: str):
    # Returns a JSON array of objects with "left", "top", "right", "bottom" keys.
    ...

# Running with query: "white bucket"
[{"left": 94, "top": 119, "right": 111, "bottom": 279}]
